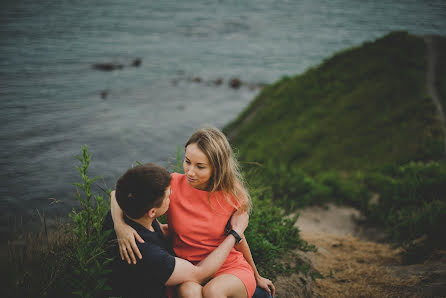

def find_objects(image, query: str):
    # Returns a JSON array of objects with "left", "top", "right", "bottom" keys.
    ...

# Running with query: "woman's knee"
[
  {"left": 177, "top": 281, "right": 203, "bottom": 298},
  {"left": 203, "top": 282, "right": 225, "bottom": 298},
  {"left": 203, "top": 274, "right": 247, "bottom": 298}
]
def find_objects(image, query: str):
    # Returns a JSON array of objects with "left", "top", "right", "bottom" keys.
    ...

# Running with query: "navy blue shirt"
[{"left": 103, "top": 211, "right": 176, "bottom": 298}]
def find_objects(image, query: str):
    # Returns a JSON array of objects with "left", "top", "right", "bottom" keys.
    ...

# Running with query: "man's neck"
[{"left": 126, "top": 214, "right": 155, "bottom": 232}]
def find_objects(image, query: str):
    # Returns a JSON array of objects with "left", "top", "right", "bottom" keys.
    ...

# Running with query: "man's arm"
[{"left": 165, "top": 211, "right": 248, "bottom": 286}]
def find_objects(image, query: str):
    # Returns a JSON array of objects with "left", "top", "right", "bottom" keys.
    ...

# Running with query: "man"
[{"left": 103, "top": 163, "right": 249, "bottom": 298}]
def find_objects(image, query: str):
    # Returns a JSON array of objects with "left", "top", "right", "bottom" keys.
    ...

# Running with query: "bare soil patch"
[{"left": 274, "top": 204, "right": 446, "bottom": 297}]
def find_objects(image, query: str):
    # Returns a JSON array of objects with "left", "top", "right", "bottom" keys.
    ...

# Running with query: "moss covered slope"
[{"left": 225, "top": 32, "right": 444, "bottom": 172}]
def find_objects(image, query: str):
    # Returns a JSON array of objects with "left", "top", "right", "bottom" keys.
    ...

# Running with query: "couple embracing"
[{"left": 104, "top": 127, "right": 275, "bottom": 297}]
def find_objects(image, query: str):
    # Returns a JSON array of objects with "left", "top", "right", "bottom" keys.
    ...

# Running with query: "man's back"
[{"left": 103, "top": 211, "right": 175, "bottom": 298}]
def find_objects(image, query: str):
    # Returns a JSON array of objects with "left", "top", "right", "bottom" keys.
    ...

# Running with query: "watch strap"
[{"left": 228, "top": 229, "right": 243, "bottom": 244}]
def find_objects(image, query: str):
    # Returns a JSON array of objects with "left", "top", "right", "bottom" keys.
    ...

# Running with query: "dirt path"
[
  {"left": 273, "top": 204, "right": 446, "bottom": 297},
  {"left": 295, "top": 205, "right": 419, "bottom": 297},
  {"left": 424, "top": 35, "right": 446, "bottom": 157}
]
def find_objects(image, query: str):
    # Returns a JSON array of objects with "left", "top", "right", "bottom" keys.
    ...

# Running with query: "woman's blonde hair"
[{"left": 185, "top": 127, "right": 252, "bottom": 213}]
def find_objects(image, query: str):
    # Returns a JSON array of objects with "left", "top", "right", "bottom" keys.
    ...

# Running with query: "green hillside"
[
  {"left": 225, "top": 32, "right": 444, "bottom": 172},
  {"left": 437, "top": 37, "right": 446, "bottom": 110},
  {"left": 225, "top": 31, "right": 446, "bottom": 258}
]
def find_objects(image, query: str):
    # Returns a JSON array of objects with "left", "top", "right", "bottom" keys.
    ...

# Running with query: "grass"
[
  {"left": 5, "top": 221, "right": 76, "bottom": 297},
  {"left": 225, "top": 31, "right": 444, "bottom": 172},
  {"left": 435, "top": 36, "right": 446, "bottom": 114}
]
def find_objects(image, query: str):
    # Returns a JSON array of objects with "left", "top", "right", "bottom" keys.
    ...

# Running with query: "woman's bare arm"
[
  {"left": 110, "top": 190, "right": 144, "bottom": 264},
  {"left": 235, "top": 237, "right": 276, "bottom": 296}
]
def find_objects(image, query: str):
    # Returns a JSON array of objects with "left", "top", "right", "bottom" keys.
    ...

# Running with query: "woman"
[{"left": 111, "top": 127, "right": 275, "bottom": 297}]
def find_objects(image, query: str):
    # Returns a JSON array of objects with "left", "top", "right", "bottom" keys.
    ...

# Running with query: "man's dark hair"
[{"left": 115, "top": 163, "right": 171, "bottom": 219}]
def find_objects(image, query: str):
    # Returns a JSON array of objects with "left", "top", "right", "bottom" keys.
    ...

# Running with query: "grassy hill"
[
  {"left": 225, "top": 32, "right": 445, "bottom": 173},
  {"left": 436, "top": 36, "right": 446, "bottom": 111},
  {"left": 225, "top": 31, "right": 446, "bottom": 259}
]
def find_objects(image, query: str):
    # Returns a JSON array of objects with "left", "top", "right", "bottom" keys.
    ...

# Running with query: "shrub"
[
  {"left": 315, "top": 171, "right": 370, "bottom": 209},
  {"left": 364, "top": 161, "right": 446, "bottom": 251},
  {"left": 69, "top": 145, "right": 113, "bottom": 297},
  {"left": 247, "top": 162, "right": 370, "bottom": 212},
  {"left": 245, "top": 185, "right": 316, "bottom": 279}
]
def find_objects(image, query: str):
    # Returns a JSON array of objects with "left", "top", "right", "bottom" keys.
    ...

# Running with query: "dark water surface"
[{"left": 1, "top": 0, "right": 445, "bottom": 236}]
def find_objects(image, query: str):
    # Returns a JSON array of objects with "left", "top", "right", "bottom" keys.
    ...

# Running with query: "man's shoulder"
[
  {"left": 103, "top": 211, "right": 114, "bottom": 231},
  {"left": 137, "top": 236, "right": 174, "bottom": 263}
]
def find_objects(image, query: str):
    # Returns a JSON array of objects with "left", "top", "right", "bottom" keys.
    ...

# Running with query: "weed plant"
[{"left": 70, "top": 145, "right": 113, "bottom": 297}]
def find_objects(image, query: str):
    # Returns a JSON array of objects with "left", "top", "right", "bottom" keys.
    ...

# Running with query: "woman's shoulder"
[
  {"left": 170, "top": 172, "right": 184, "bottom": 179},
  {"left": 170, "top": 172, "right": 186, "bottom": 187}
]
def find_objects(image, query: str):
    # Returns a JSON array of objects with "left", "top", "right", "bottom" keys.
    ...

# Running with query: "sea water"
[{"left": 1, "top": 0, "right": 445, "bottom": 235}]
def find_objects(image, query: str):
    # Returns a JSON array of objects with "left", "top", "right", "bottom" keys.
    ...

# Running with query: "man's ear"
[{"left": 148, "top": 208, "right": 157, "bottom": 218}]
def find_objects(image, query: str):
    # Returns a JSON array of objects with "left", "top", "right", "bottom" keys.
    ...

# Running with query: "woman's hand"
[
  {"left": 256, "top": 276, "right": 276, "bottom": 297},
  {"left": 115, "top": 221, "right": 144, "bottom": 264}
]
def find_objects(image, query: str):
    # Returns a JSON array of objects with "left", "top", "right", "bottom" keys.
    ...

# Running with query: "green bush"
[
  {"left": 247, "top": 162, "right": 370, "bottom": 212},
  {"left": 245, "top": 185, "right": 316, "bottom": 279},
  {"left": 315, "top": 171, "right": 370, "bottom": 209},
  {"left": 364, "top": 161, "right": 446, "bottom": 250}
]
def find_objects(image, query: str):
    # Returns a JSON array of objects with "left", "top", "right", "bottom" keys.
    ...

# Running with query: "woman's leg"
[
  {"left": 177, "top": 281, "right": 203, "bottom": 298},
  {"left": 203, "top": 274, "right": 248, "bottom": 298}
]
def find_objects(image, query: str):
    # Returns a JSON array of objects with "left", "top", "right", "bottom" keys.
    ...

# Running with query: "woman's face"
[{"left": 183, "top": 143, "right": 212, "bottom": 191}]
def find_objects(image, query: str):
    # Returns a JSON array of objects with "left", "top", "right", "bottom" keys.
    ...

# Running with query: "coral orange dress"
[{"left": 166, "top": 173, "right": 256, "bottom": 297}]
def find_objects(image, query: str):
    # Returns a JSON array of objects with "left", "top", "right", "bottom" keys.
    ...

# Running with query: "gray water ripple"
[{"left": 0, "top": 0, "right": 445, "bottom": 238}]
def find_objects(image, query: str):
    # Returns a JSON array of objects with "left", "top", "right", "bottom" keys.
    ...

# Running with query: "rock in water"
[
  {"left": 131, "top": 58, "right": 142, "bottom": 67},
  {"left": 92, "top": 63, "right": 124, "bottom": 71}
]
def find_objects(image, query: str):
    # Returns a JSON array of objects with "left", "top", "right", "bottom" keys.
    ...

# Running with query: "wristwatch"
[{"left": 228, "top": 229, "right": 243, "bottom": 244}]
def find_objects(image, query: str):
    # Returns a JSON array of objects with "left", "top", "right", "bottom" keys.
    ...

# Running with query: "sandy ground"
[{"left": 273, "top": 204, "right": 446, "bottom": 298}]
